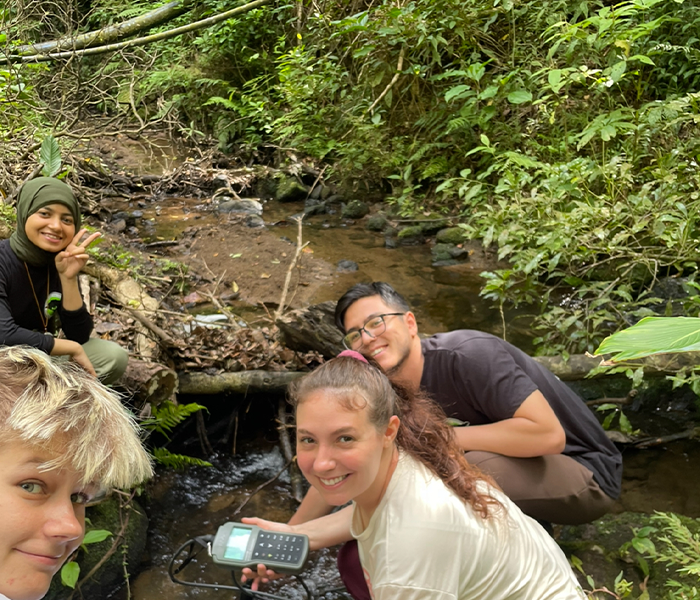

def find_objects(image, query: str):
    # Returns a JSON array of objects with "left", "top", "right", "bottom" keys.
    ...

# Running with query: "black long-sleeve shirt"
[{"left": 0, "top": 239, "right": 93, "bottom": 353}]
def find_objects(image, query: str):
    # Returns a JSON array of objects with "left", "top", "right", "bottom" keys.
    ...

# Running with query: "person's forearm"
[
  {"left": 50, "top": 338, "right": 82, "bottom": 357},
  {"left": 454, "top": 418, "right": 565, "bottom": 457},
  {"left": 288, "top": 487, "right": 334, "bottom": 525},
  {"left": 292, "top": 506, "right": 353, "bottom": 550},
  {"left": 58, "top": 274, "right": 84, "bottom": 311}
]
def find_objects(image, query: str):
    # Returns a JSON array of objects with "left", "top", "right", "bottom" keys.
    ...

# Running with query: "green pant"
[{"left": 82, "top": 337, "right": 129, "bottom": 385}]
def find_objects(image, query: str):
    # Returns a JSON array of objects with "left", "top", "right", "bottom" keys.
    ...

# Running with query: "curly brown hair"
[{"left": 288, "top": 355, "right": 501, "bottom": 518}]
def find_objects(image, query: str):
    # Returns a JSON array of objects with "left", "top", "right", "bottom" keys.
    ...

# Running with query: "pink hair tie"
[{"left": 338, "top": 349, "right": 369, "bottom": 364}]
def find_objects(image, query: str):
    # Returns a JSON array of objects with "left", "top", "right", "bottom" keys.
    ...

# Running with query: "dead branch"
[
  {"left": 2, "top": 0, "right": 272, "bottom": 64},
  {"left": 275, "top": 216, "right": 309, "bottom": 320},
  {"left": 365, "top": 46, "right": 405, "bottom": 116},
  {"left": 14, "top": 0, "right": 195, "bottom": 56},
  {"left": 277, "top": 398, "right": 304, "bottom": 503}
]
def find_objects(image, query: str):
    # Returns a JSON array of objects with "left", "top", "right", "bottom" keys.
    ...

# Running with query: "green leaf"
[
  {"left": 547, "top": 69, "right": 561, "bottom": 86},
  {"left": 478, "top": 85, "right": 499, "bottom": 100},
  {"left": 479, "top": 134, "right": 490, "bottom": 147},
  {"left": 445, "top": 84, "right": 472, "bottom": 102},
  {"left": 599, "top": 124, "right": 617, "bottom": 141},
  {"left": 507, "top": 90, "right": 533, "bottom": 104},
  {"left": 629, "top": 54, "right": 655, "bottom": 66},
  {"left": 40, "top": 136, "right": 61, "bottom": 177},
  {"left": 610, "top": 60, "right": 627, "bottom": 83},
  {"left": 595, "top": 317, "right": 700, "bottom": 360},
  {"left": 82, "top": 529, "right": 112, "bottom": 545},
  {"left": 61, "top": 562, "right": 80, "bottom": 589},
  {"left": 631, "top": 536, "right": 656, "bottom": 555}
]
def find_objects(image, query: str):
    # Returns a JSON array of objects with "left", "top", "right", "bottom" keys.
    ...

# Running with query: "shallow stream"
[{"left": 98, "top": 145, "right": 700, "bottom": 598}]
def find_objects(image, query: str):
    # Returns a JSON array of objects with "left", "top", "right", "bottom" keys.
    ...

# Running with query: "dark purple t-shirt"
[{"left": 420, "top": 330, "right": 622, "bottom": 499}]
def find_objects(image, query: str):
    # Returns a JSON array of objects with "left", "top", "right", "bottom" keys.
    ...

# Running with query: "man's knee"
[{"left": 83, "top": 338, "right": 128, "bottom": 385}]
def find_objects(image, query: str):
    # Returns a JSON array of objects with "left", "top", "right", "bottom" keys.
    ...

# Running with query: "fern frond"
[
  {"left": 152, "top": 447, "right": 212, "bottom": 469},
  {"left": 142, "top": 401, "right": 207, "bottom": 437}
]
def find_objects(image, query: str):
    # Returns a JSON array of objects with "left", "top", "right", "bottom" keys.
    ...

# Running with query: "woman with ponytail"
[{"left": 242, "top": 352, "right": 585, "bottom": 599}]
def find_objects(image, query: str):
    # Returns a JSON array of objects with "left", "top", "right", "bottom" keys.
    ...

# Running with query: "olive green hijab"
[{"left": 10, "top": 177, "right": 82, "bottom": 266}]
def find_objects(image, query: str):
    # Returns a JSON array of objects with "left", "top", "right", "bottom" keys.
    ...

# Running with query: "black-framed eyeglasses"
[{"left": 342, "top": 313, "right": 405, "bottom": 350}]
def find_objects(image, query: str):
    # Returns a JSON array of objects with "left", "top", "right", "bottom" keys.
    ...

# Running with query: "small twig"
[
  {"left": 277, "top": 398, "right": 304, "bottom": 503},
  {"left": 231, "top": 457, "right": 294, "bottom": 518},
  {"left": 196, "top": 409, "right": 214, "bottom": 456},
  {"left": 68, "top": 494, "right": 135, "bottom": 600},
  {"left": 365, "top": 46, "right": 405, "bottom": 116},
  {"left": 585, "top": 389, "right": 637, "bottom": 407},
  {"left": 633, "top": 427, "right": 698, "bottom": 449},
  {"left": 123, "top": 306, "right": 177, "bottom": 347},
  {"left": 275, "top": 216, "right": 309, "bottom": 321}
]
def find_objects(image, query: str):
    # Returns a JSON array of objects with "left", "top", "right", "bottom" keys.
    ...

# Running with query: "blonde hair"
[{"left": 0, "top": 346, "right": 153, "bottom": 489}]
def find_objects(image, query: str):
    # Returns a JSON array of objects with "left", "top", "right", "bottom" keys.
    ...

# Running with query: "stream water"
[{"left": 98, "top": 149, "right": 700, "bottom": 599}]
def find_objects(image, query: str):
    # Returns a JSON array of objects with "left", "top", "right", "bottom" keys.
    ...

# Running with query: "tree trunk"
[
  {"left": 14, "top": 0, "right": 196, "bottom": 56},
  {"left": 178, "top": 370, "right": 302, "bottom": 395}
]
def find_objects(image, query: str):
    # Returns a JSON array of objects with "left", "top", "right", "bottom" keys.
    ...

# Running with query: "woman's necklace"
[{"left": 24, "top": 261, "right": 50, "bottom": 333}]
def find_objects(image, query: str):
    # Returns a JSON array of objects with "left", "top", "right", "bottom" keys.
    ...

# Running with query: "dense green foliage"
[{"left": 5, "top": 0, "right": 700, "bottom": 355}]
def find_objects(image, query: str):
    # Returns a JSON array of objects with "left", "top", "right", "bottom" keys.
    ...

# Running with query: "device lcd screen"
[{"left": 223, "top": 527, "right": 252, "bottom": 560}]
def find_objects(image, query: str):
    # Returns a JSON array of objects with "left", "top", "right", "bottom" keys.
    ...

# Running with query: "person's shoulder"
[{"left": 422, "top": 330, "right": 505, "bottom": 356}]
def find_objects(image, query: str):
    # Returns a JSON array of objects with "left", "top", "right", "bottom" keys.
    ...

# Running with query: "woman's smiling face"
[
  {"left": 295, "top": 389, "right": 396, "bottom": 510},
  {"left": 24, "top": 204, "right": 75, "bottom": 253},
  {"left": 0, "top": 440, "right": 90, "bottom": 600}
]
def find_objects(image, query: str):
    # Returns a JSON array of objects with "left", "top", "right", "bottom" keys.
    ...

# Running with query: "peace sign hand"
[{"left": 55, "top": 229, "right": 102, "bottom": 279}]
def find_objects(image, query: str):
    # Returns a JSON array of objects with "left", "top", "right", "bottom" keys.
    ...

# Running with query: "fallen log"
[
  {"left": 122, "top": 359, "right": 178, "bottom": 406},
  {"left": 178, "top": 370, "right": 302, "bottom": 395}
]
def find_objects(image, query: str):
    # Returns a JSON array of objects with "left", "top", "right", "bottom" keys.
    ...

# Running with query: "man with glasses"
[{"left": 291, "top": 281, "right": 621, "bottom": 528}]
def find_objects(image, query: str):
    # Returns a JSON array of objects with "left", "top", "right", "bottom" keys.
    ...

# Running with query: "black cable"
[{"left": 168, "top": 536, "right": 337, "bottom": 600}]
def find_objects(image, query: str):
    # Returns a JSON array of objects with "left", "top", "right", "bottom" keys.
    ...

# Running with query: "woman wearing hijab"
[{"left": 0, "top": 177, "right": 128, "bottom": 383}]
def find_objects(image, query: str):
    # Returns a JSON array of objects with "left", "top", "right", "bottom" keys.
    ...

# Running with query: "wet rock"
[
  {"left": 432, "top": 243, "right": 471, "bottom": 264},
  {"left": 436, "top": 226, "right": 465, "bottom": 244},
  {"left": 337, "top": 260, "right": 359, "bottom": 273},
  {"left": 131, "top": 210, "right": 144, "bottom": 219},
  {"left": 324, "top": 194, "right": 344, "bottom": 216},
  {"left": 218, "top": 198, "right": 263, "bottom": 216},
  {"left": 309, "top": 184, "right": 323, "bottom": 200},
  {"left": 420, "top": 218, "right": 450, "bottom": 235},
  {"left": 276, "top": 301, "right": 343, "bottom": 358},
  {"left": 367, "top": 214, "right": 388, "bottom": 231},
  {"left": 246, "top": 215, "right": 265, "bottom": 228},
  {"left": 650, "top": 277, "right": 692, "bottom": 300},
  {"left": 111, "top": 218, "right": 126, "bottom": 233},
  {"left": 275, "top": 177, "right": 308, "bottom": 202},
  {"left": 220, "top": 290, "right": 240, "bottom": 303},
  {"left": 341, "top": 200, "right": 370, "bottom": 220},
  {"left": 385, "top": 235, "right": 398, "bottom": 249},
  {"left": 397, "top": 225, "right": 425, "bottom": 246},
  {"left": 212, "top": 174, "right": 230, "bottom": 190},
  {"left": 304, "top": 197, "right": 327, "bottom": 216},
  {"left": 44, "top": 496, "right": 148, "bottom": 600}
]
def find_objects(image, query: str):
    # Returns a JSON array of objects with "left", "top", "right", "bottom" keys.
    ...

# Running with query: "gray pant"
[
  {"left": 465, "top": 451, "right": 616, "bottom": 525},
  {"left": 82, "top": 337, "right": 129, "bottom": 385}
]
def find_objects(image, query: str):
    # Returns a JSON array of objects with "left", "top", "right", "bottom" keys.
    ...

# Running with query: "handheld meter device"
[{"left": 211, "top": 522, "right": 309, "bottom": 574}]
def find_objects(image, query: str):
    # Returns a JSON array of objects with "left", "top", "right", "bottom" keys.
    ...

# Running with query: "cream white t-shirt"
[{"left": 351, "top": 452, "right": 586, "bottom": 600}]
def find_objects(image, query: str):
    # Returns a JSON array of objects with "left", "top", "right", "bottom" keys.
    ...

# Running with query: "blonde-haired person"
[
  {"left": 241, "top": 352, "right": 585, "bottom": 600},
  {"left": 0, "top": 346, "right": 153, "bottom": 600}
]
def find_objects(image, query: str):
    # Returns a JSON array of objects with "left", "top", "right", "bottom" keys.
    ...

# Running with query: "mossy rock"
[
  {"left": 275, "top": 176, "right": 308, "bottom": 202},
  {"left": 45, "top": 496, "right": 149, "bottom": 600},
  {"left": 341, "top": 200, "right": 370, "bottom": 219},
  {"left": 436, "top": 226, "right": 465, "bottom": 244},
  {"left": 420, "top": 217, "right": 450, "bottom": 235},
  {"left": 559, "top": 512, "right": 700, "bottom": 598},
  {"left": 366, "top": 214, "right": 388, "bottom": 231},
  {"left": 397, "top": 225, "right": 424, "bottom": 245}
]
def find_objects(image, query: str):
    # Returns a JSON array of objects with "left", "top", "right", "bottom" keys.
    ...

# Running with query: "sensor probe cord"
[{"left": 168, "top": 536, "right": 344, "bottom": 600}]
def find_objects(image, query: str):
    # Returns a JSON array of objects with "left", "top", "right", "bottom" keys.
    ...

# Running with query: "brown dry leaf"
[{"left": 260, "top": 273, "right": 271, "bottom": 279}]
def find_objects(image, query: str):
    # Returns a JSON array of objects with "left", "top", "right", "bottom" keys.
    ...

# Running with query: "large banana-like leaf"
[
  {"left": 40, "top": 135, "right": 61, "bottom": 177},
  {"left": 595, "top": 317, "right": 700, "bottom": 361}
]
